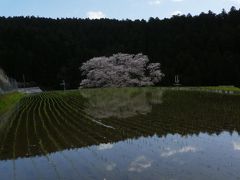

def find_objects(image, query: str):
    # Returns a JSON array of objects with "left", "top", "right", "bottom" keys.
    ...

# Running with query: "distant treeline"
[{"left": 0, "top": 7, "right": 240, "bottom": 89}]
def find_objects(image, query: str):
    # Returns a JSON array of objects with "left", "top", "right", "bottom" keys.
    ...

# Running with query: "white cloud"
[
  {"left": 97, "top": 143, "right": 113, "bottom": 150},
  {"left": 128, "top": 156, "right": 152, "bottom": 172},
  {"left": 161, "top": 146, "right": 197, "bottom": 157},
  {"left": 87, "top": 11, "right": 106, "bottom": 19},
  {"left": 233, "top": 141, "right": 240, "bottom": 151},
  {"left": 106, "top": 162, "right": 116, "bottom": 171},
  {"left": 148, "top": 0, "right": 162, "bottom": 5},
  {"left": 229, "top": 0, "right": 240, "bottom": 4},
  {"left": 171, "top": 10, "right": 182, "bottom": 16}
]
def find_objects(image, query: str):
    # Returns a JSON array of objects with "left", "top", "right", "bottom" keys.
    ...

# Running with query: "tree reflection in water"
[{"left": 80, "top": 88, "right": 164, "bottom": 119}]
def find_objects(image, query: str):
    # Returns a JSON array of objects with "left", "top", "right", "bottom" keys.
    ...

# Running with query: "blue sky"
[{"left": 0, "top": 0, "right": 240, "bottom": 20}]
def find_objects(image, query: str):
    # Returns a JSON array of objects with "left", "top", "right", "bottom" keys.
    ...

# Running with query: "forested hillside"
[{"left": 0, "top": 7, "right": 240, "bottom": 89}]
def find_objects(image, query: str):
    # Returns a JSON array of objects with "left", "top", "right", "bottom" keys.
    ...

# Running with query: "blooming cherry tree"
[{"left": 79, "top": 53, "right": 164, "bottom": 88}]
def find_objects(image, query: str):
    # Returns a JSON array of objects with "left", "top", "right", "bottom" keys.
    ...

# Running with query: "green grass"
[
  {"left": 166, "top": 86, "right": 240, "bottom": 94},
  {"left": 199, "top": 86, "right": 240, "bottom": 92},
  {"left": 0, "top": 92, "right": 24, "bottom": 115}
]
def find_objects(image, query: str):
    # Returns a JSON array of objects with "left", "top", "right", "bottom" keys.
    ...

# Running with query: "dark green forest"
[{"left": 0, "top": 7, "right": 240, "bottom": 89}]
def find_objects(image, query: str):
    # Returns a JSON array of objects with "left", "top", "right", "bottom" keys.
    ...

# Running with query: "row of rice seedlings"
[
  {"left": 50, "top": 93, "right": 102, "bottom": 146},
  {"left": 67, "top": 95, "right": 129, "bottom": 140},
  {"left": 12, "top": 96, "right": 38, "bottom": 180},
  {"left": 0, "top": 91, "right": 164, "bottom": 177},
  {"left": 24, "top": 95, "right": 45, "bottom": 180},
  {"left": 47, "top": 93, "right": 106, "bottom": 178},
  {"left": 57, "top": 91, "right": 160, "bottom": 146},
  {"left": 0, "top": 96, "right": 29, "bottom": 139},
  {"left": 59, "top": 95, "right": 116, "bottom": 138},
  {"left": 48, "top": 95, "right": 84, "bottom": 145},
  {"left": 34, "top": 93, "right": 62, "bottom": 180},
  {"left": 69, "top": 92, "right": 158, "bottom": 135},
  {"left": 55, "top": 93, "right": 149, "bottom": 170},
  {"left": 58, "top": 92, "right": 115, "bottom": 129},
  {"left": 42, "top": 96, "right": 64, "bottom": 149},
  {"left": 30, "top": 94, "right": 55, "bottom": 180},
  {"left": 0, "top": 97, "right": 30, "bottom": 157},
  {"left": 50, "top": 94, "right": 94, "bottom": 148},
  {"left": 66, "top": 96, "right": 136, "bottom": 147},
  {"left": 41, "top": 95, "right": 85, "bottom": 179},
  {"left": 49, "top": 93, "right": 102, "bottom": 146},
  {"left": 52, "top": 94, "right": 98, "bottom": 135},
  {"left": 46, "top": 96, "right": 76, "bottom": 147},
  {"left": 71, "top": 97, "right": 158, "bottom": 141},
  {"left": 51, "top": 93, "right": 118, "bottom": 163},
  {"left": 53, "top": 98, "right": 104, "bottom": 178},
  {"left": 51, "top": 93, "right": 104, "bottom": 145},
  {"left": 49, "top": 94, "right": 93, "bottom": 147},
  {"left": 25, "top": 95, "right": 39, "bottom": 155},
  {"left": 156, "top": 91, "right": 240, "bottom": 136},
  {"left": 39, "top": 92, "right": 183, "bottom": 148},
  {"left": 12, "top": 96, "right": 37, "bottom": 159}
]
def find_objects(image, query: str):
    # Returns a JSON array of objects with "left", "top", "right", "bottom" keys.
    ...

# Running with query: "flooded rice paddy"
[{"left": 0, "top": 88, "right": 240, "bottom": 180}]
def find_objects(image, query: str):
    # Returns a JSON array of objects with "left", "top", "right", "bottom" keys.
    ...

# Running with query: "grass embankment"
[
  {"left": 0, "top": 92, "right": 24, "bottom": 115},
  {"left": 200, "top": 86, "right": 240, "bottom": 92},
  {"left": 169, "top": 86, "right": 240, "bottom": 94}
]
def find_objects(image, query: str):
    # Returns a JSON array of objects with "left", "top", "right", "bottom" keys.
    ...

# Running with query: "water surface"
[{"left": 0, "top": 88, "right": 240, "bottom": 179}]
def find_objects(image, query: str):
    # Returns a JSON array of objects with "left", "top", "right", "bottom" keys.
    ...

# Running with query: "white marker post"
[{"left": 174, "top": 75, "right": 181, "bottom": 86}]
